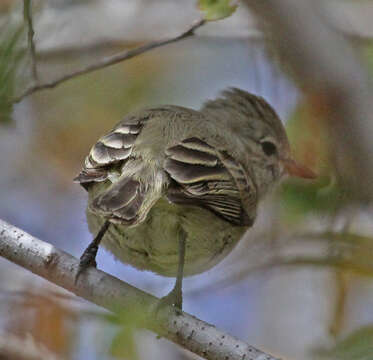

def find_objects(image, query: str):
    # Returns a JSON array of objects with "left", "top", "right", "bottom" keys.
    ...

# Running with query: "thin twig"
[
  {"left": 23, "top": 0, "right": 38, "bottom": 82},
  {"left": 0, "top": 219, "right": 280, "bottom": 360},
  {"left": 36, "top": 32, "right": 263, "bottom": 61},
  {"left": 11, "top": 19, "right": 205, "bottom": 104}
]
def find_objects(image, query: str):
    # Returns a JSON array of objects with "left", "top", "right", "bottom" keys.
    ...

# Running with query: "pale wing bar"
[{"left": 74, "top": 122, "right": 143, "bottom": 184}]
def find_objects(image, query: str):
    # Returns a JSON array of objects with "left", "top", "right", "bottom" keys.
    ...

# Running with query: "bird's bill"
[{"left": 282, "top": 158, "right": 317, "bottom": 179}]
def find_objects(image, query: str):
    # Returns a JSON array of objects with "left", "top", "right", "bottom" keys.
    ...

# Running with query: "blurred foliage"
[
  {"left": 277, "top": 98, "right": 348, "bottom": 221},
  {"left": 32, "top": 53, "right": 162, "bottom": 182},
  {"left": 198, "top": 0, "right": 238, "bottom": 21},
  {"left": 6, "top": 288, "right": 78, "bottom": 359},
  {"left": 106, "top": 303, "right": 155, "bottom": 359},
  {"left": 315, "top": 326, "right": 373, "bottom": 360},
  {"left": 323, "top": 232, "right": 373, "bottom": 277},
  {"left": 111, "top": 327, "right": 138, "bottom": 360},
  {"left": 0, "top": 21, "right": 25, "bottom": 124},
  {"left": 0, "top": 286, "right": 159, "bottom": 359},
  {"left": 362, "top": 43, "right": 373, "bottom": 78},
  {"left": 280, "top": 232, "right": 373, "bottom": 277},
  {"left": 0, "top": 0, "right": 14, "bottom": 13}
]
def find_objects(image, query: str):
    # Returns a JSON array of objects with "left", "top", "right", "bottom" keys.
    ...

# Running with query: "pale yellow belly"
[{"left": 86, "top": 198, "right": 248, "bottom": 277}]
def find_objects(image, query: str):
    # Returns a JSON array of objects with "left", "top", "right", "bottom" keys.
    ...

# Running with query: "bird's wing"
[
  {"left": 75, "top": 108, "right": 255, "bottom": 226},
  {"left": 74, "top": 107, "right": 191, "bottom": 225},
  {"left": 164, "top": 137, "right": 254, "bottom": 226},
  {"left": 88, "top": 170, "right": 161, "bottom": 225},
  {"left": 73, "top": 113, "right": 147, "bottom": 186}
]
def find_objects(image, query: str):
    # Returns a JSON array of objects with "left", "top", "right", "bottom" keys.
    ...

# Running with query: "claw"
[
  {"left": 74, "top": 220, "right": 110, "bottom": 285},
  {"left": 75, "top": 245, "right": 98, "bottom": 284}
]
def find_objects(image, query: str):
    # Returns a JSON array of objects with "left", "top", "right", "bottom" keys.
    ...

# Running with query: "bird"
[{"left": 74, "top": 88, "right": 316, "bottom": 310}]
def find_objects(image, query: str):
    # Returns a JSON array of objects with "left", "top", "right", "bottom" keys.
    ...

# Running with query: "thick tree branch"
[
  {"left": 23, "top": 0, "right": 38, "bottom": 82},
  {"left": 0, "top": 219, "right": 280, "bottom": 360},
  {"left": 244, "top": 0, "right": 373, "bottom": 201},
  {"left": 11, "top": 19, "right": 205, "bottom": 104}
]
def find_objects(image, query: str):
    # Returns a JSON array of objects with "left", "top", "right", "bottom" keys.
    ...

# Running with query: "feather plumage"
[{"left": 75, "top": 88, "right": 297, "bottom": 277}]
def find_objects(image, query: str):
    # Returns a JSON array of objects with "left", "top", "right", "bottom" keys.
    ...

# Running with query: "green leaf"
[
  {"left": 279, "top": 175, "right": 347, "bottom": 219},
  {"left": 277, "top": 100, "right": 349, "bottom": 221},
  {"left": 110, "top": 328, "right": 138, "bottom": 360},
  {"left": 198, "top": 0, "right": 238, "bottom": 21},
  {"left": 108, "top": 302, "right": 158, "bottom": 359}
]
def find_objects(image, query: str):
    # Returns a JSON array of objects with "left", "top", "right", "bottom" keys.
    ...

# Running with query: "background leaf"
[
  {"left": 198, "top": 0, "right": 238, "bottom": 21},
  {"left": 277, "top": 98, "right": 348, "bottom": 221}
]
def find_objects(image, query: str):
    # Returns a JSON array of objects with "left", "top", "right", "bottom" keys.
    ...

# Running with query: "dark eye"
[{"left": 261, "top": 141, "right": 277, "bottom": 156}]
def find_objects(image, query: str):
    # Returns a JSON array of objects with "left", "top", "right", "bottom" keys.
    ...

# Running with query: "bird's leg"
[
  {"left": 75, "top": 220, "right": 110, "bottom": 283},
  {"left": 156, "top": 228, "right": 186, "bottom": 312}
]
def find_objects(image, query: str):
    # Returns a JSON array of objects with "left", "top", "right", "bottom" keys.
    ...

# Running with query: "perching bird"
[{"left": 74, "top": 88, "right": 315, "bottom": 309}]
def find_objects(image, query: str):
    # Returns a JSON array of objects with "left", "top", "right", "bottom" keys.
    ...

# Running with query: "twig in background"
[
  {"left": 11, "top": 18, "right": 205, "bottom": 104},
  {"left": 23, "top": 0, "right": 38, "bottom": 82}
]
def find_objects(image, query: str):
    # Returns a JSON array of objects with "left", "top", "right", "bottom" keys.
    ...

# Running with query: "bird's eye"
[{"left": 261, "top": 141, "right": 277, "bottom": 156}]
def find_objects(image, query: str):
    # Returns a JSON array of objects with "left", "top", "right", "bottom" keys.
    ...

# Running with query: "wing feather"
[
  {"left": 75, "top": 108, "right": 256, "bottom": 227},
  {"left": 90, "top": 177, "right": 145, "bottom": 224},
  {"left": 164, "top": 138, "right": 253, "bottom": 226},
  {"left": 74, "top": 117, "right": 148, "bottom": 184}
]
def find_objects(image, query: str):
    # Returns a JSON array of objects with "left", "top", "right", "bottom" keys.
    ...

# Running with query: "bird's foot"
[
  {"left": 154, "top": 286, "right": 183, "bottom": 316},
  {"left": 75, "top": 244, "right": 98, "bottom": 284}
]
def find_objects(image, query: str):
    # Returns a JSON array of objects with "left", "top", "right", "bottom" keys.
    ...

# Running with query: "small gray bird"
[{"left": 74, "top": 88, "right": 315, "bottom": 309}]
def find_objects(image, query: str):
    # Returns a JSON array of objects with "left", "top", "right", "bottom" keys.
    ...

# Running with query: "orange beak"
[{"left": 282, "top": 158, "right": 317, "bottom": 179}]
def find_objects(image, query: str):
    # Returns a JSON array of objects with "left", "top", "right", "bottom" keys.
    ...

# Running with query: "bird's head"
[{"left": 202, "top": 88, "right": 316, "bottom": 200}]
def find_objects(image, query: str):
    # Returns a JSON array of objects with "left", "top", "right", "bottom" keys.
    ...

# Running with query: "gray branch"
[
  {"left": 11, "top": 19, "right": 205, "bottom": 104},
  {"left": 0, "top": 219, "right": 280, "bottom": 360},
  {"left": 244, "top": 0, "right": 373, "bottom": 201}
]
